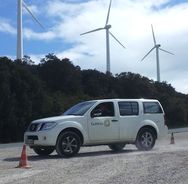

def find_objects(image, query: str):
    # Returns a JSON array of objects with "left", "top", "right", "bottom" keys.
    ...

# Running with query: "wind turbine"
[
  {"left": 141, "top": 24, "right": 174, "bottom": 82},
  {"left": 80, "top": 0, "right": 125, "bottom": 74},
  {"left": 17, "top": 0, "right": 44, "bottom": 60}
]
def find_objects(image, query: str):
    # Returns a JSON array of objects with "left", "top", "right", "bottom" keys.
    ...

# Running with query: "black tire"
[
  {"left": 56, "top": 131, "right": 81, "bottom": 157},
  {"left": 136, "top": 128, "right": 156, "bottom": 151},
  {"left": 33, "top": 147, "right": 54, "bottom": 156},
  {"left": 108, "top": 143, "right": 126, "bottom": 152}
]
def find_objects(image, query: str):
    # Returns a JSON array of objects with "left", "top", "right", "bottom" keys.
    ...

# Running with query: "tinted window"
[
  {"left": 91, "top": 102, "right": 115, "bottom": 117},
  {"left": 118, "top": 102, "right": 139, "bottom": 116},
  {"left": 143, "top": 102, "right": 163, "bottom": 114}
]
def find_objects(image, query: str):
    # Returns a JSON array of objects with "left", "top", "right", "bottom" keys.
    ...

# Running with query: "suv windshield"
[{"left": 63, "top": 101, "right": 96, "bottom": 116}]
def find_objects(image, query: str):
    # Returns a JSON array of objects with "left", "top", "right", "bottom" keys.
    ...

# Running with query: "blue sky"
[{"left": 0, "top": 0, "right": 188, "bottom": 94}]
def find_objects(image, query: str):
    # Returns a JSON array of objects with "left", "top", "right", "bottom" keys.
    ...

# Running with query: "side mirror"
[{"left": 91, "top": 109, "right": 102, "bottom": 118}]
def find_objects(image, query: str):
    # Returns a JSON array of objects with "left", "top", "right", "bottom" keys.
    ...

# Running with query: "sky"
[{"left": 0, "top": 0, "right": 188, "bottom": 94}]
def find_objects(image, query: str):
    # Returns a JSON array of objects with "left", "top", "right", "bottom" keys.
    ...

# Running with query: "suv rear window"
[
  {"left": 143, "top": 102, "right": 163, "bottom": 114},
  {"left": 118, "top": 102, "right": 139, "bottom": 116}
]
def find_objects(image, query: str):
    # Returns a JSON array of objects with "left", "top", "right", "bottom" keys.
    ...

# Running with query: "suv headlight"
[{"left": 40, "top": 122, "right": 57, "bottom": 131}]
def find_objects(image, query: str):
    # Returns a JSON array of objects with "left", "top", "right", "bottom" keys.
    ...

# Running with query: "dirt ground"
[{"left": 1, "top": 133, "right": 188, "bottom": 184}]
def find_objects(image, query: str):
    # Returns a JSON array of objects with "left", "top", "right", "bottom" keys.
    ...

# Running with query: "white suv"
[{"left": 24, "top": 99, "right": 168, "bottom": 157}]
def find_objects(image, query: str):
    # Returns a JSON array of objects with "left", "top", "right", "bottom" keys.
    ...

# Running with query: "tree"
[{"left": 39, "top": 54, "right": 82, "bottom": 95}]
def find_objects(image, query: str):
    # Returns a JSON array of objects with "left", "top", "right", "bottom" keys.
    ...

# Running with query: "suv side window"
[
  {"left": 143, "top": 102, "right": 163, "bottom": 114},
  {"left": 118, "top": 102, "right": 139, "bottom": 116},
  {"left": 91, "top": 102, "right": 115, "bottom": 117}
]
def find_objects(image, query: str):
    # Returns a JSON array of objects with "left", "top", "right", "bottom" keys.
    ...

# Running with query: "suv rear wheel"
[
  {"left": 136, "top": 128, "right": 156, "bottom": 151},
  {"left": 56, "top": 131, "right": 81, "bottom": 157}
]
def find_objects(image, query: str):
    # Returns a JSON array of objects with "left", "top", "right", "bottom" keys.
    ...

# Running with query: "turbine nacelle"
[
  {"left": 156, "top": 44, "right": 161, "bottom": 48},
  {"left": 105, "top": 24, "right": 112, "bottom": 29}
]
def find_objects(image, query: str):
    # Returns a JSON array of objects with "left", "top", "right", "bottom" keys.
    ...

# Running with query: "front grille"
[
  {"left": 27, "top": 135, "right": 38, "bottom": 140},
  {"left": 29, "top": 123, "right": 40, "bottom": 132}
]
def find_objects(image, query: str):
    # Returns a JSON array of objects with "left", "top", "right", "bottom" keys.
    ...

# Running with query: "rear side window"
[
  {"left": 118, "top": 102, "right": 139, "bottom": 116},
  {"left": 143, "top": 102, "right": 163, "bottom": 114}
]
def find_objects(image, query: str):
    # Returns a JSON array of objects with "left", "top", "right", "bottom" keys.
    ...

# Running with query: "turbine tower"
[
  {"left": 141, "top": 24, "right": 174, "bottom": 82},
  {"left": 80, "top": 0, "right": 125, "bottom": 74},
  {"left": 17, "top": 0, "right": 23, "bottom": 60},
  {"left": 17, "top": 0, "right": 44, "bottom": 60}
]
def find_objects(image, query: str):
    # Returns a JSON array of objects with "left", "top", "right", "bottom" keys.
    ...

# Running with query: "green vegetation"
[{"left": 0, "top": 54, "right": 188, "bottom": 143}]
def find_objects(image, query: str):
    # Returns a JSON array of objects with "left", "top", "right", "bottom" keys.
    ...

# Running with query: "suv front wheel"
[
  {"left": 56, "top": 131, "right": 81, "bottom": 157},
  {"left": 136, "top": 128, "right": 156, "bottom": 151}
]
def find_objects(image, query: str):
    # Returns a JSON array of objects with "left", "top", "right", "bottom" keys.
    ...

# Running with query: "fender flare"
[
  {"left": 138, "top": 120, "right": 159, "bottom": 138},
  {"left": 56, "top": 121, "right": 88, "bottom": 144}
]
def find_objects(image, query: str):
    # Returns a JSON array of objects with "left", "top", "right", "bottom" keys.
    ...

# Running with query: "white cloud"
[
  {"left": 23, "top": 28, "right": 56, "bottom": 41},
  {"left": 0, "top": 18, "right": 16, "bottom": 35},
  {"left": 23, "top": 4, "right": 39, "bottom": 15},
  {"left": 28, "top": 53, "right": 44, "bottom": 64}
]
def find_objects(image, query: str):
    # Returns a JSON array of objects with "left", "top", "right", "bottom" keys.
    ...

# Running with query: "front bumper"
[{"left": 24, "top": 131, "right": 57, "bottom": 147}]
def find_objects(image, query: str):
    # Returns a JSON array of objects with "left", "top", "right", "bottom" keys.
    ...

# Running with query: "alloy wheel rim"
[
  {"left": 62, "top": 136, "right": 77, "bottom": 153},
  {"left": 141, "top": 132, "right": 153, "bottom": 148}
]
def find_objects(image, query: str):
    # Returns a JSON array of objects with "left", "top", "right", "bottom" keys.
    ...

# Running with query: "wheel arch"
[
  {"left": 56, "top": 127, "right": 84, "bottom": 146},
  {"left": 137, "top": 125, "right": 158, "bottom": 140}
]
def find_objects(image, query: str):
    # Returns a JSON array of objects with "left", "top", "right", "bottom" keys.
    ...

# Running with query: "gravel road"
[{"left": 1, "top": 133, "right": 188, "bottom": 184}]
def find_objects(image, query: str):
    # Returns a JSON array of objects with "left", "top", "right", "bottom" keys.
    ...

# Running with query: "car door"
[
  {"left": 88, "top": 102, "right": 119, "bottom": 142},
  {"left": 118, "top": 101, "right": 141, "bottom": 140}
]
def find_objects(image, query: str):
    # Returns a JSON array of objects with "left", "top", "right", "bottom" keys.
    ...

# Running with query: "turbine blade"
[
  {"left": 159, "top": 48, "right": 174, "bottom": 55},
  {"left": 151, "top": 24, "right": 156, "bottom": 45},
  {"left": 141, "top": 46, "right": 156, "bottom": 61},
  {"left": 80, "top": 27, "right": 104, "bottom": 35},
  {"left": 109, "top": 31, "right": 126, "bottom": 49},
  {"left": 105, "top": 0, "right": 112, "bottom": 26},
  {"left": 22, "top": 1, "right": 45, "bottom": 30}
]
